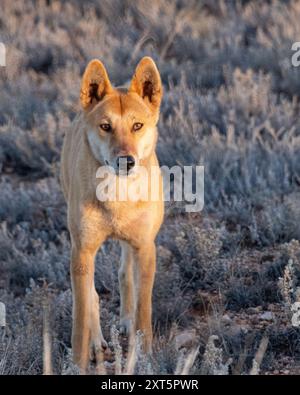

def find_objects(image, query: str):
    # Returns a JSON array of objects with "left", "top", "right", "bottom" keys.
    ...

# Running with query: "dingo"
[{"left": 60, "top": 57, "right": 164, "bottom": 372}]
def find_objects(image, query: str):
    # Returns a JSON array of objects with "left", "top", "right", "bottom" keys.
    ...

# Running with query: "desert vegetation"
[{"left": 1, "top": 0, "right": 300, "bottom": 374}]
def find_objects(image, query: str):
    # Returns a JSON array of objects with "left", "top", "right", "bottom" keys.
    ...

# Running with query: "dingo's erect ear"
[
  {"left": 80, "top": 59, "right": 113, "bottom": 110},
  {"left": 129, "top": 57, "right": 163, "bottom": 112}
]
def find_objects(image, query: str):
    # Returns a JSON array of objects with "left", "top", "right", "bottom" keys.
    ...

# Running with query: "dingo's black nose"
[{"left": 116, "top": 155, "right": 135, "bottom": 173}]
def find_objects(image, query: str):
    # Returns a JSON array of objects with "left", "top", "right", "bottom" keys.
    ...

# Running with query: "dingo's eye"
[
  {"left": 99, "top": 123, "right": 112, "bottom": 132},
  {"left": 133, "top": 122, "right": 143, "bottom": 132}
]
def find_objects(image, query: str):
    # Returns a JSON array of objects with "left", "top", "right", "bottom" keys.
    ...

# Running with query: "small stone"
[
  {"left": 239, "top": 324, "right": 249, "bottom": 333},
  {"left": 259, "top": 311, "right": 274, "bottom": 321},
  {"left": 247, "top": 307, "right": 261, "bottom": 314},
  {"left": 251, "top": 316, "right": 259, "bottom": 325},
  {"left": 221, "top": 314, "right": 231, "bottom": 324},
  {"left": 174, "top": 330, "right": 197, "bottom": 350}
]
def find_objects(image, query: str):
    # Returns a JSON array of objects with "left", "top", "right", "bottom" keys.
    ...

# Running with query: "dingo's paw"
[
  {"left": 118, "top": 318, "right": 133, "bottom": 336},
  {"left": 90, "top": 337, "right": 108, "bottom": 363}
]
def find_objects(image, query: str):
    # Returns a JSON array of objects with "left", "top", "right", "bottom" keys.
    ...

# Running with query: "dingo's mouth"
[{"left": 103, "top": 161, "right": 138, "bottom": 177}]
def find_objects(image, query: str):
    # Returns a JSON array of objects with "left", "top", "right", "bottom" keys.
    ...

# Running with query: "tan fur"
[{"left": 60, "top": 57, "right": 164, "bottom": 372}]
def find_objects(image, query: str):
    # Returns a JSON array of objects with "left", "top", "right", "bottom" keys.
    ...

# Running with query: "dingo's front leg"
[
  {"left": 71, "top": 247, "right": 93, "bottom": 372},
  {"left": 134, "top": 242, "right": 156, "bottom": 353},
  {"left": 118, "top": 242, "right": 135, "bottom": 336},
  {"left": 71, "top": 245, "right": 106, "bottom": 373},
  {"left": 90, "top": 285, "right": 107, "bottom": 362}
]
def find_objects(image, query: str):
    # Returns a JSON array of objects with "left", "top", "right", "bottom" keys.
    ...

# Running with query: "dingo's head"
[{"left": 80, "top": 57, "right": 163, "bottom": 175}]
